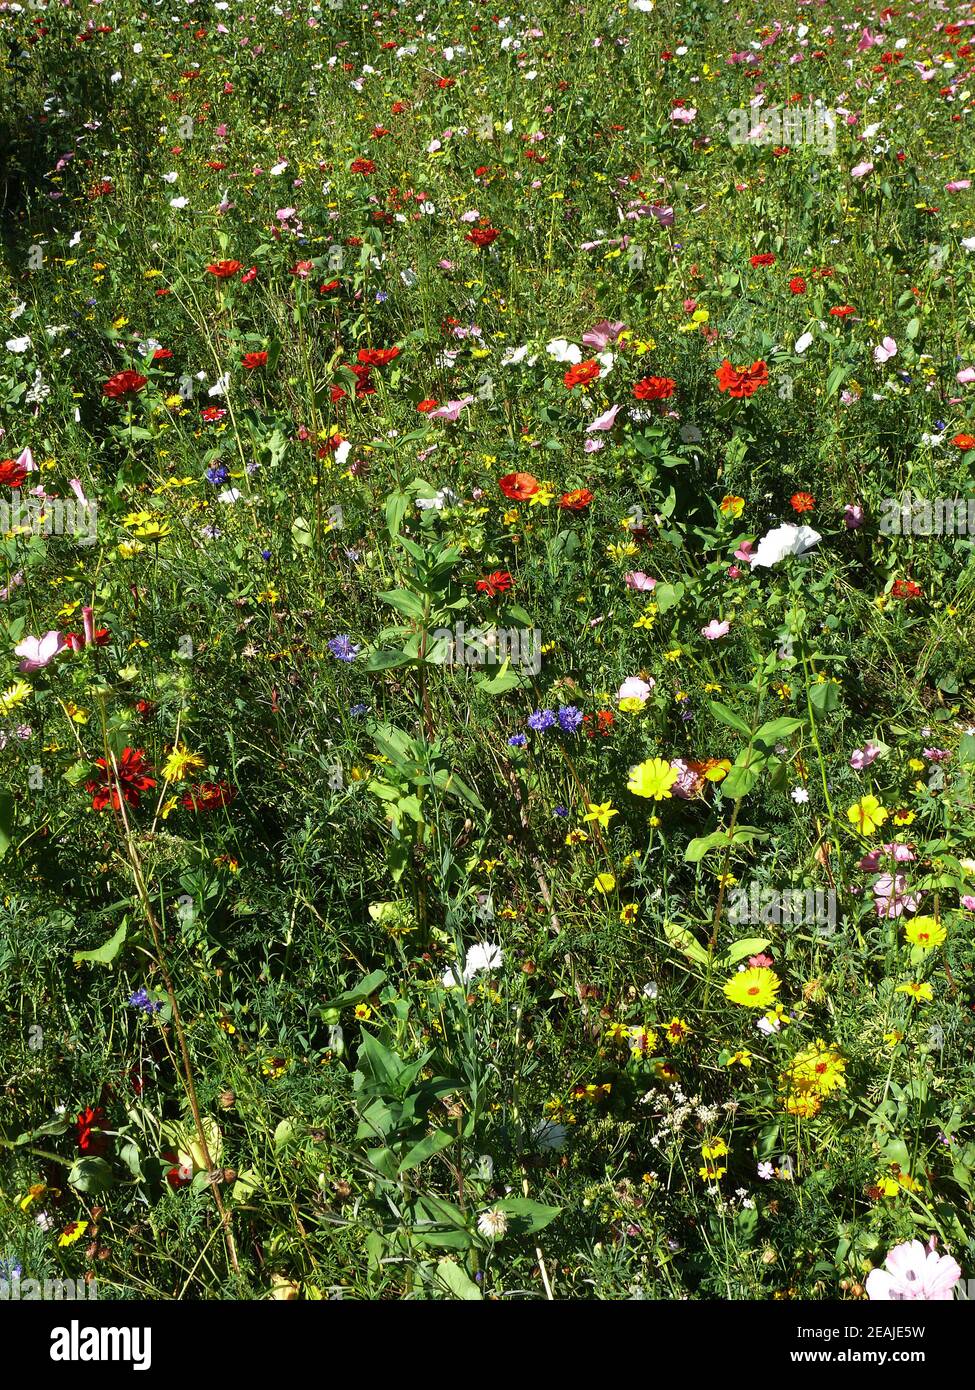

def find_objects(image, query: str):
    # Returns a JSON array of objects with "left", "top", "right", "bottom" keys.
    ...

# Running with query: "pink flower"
[
  {"left": 851, "top": 161, "right": 874, "bottom": 179},
  {"left": 734, "top": 540, "right": 755, "bottom": 565},
  {"left": 844, "top": 503, "right": 865, "bottom": 529},
  {"left": 962, "top": 895, "right": 975, "bottom": 911},
  {"left": 624, "top": 572, "right": 656, "bottom": 592},
  {"left": 946, "top": 180, "right": 971, "bottom": 193},
  {"left": 586, "top": 404, "right": 621, "bottom": 432},
  {"left": 427, "top": 396, "right": 474, "bottom": 421},
  {"left": 15, "top": 631, "right": 65, "bottom": 672},
  {"left": 850, "top": 741, "right": 882, "bottom": 770},
  {"left": 582, "top": 320, "right": 626, "bottom": 350},
  {"left": 617, "top": 676, "right": 654, "bottom": 703},
  {"left": 649, "top": 204, "right": 675, "bottom": 226},
  {"left": 669, "top": 108, "right": 696, "bottom": 124},
  {"left": 873, "top": 336, "right": 897, "bottom": 364},
  {"left": 701, "top": 619, "right": 730, "bottom": 640},
  {"left": 866, "top": 1240, "right": 961, "bottom": 1301},
  {"left": 957, "top": 367, "right": 975, "bottom": 385}
]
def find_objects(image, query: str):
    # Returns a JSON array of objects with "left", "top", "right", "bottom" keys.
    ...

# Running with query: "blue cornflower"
[
  {"left": 350, "top": 702, "right": 369, "bottom": 717},
  {"left": 553, "top": 805, "right": 568, "bottom": 817},
  {"left": 527, "top": 709, "right": 556, "bottom": 733},
  {"left": 508, "top": 733, "right": 527, "bottom": 748},
  {"left": 261, "top": 549, "right": 272, "bottom": 561},
  {"left": 206, "top": 464, "right": 230, "bottom": 485},
  {"left": 128, "top": 987, "right": 161, "bottom": 1014},
  {"left": 557, "top": 705, "right": 583, "bottom": 734},
  {"left": 328, "top": 635, "right": 361, "bottom": 663}
]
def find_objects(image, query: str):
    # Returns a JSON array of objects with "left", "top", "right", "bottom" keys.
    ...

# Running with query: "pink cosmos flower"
[
  {"left": 624, "top": 572, "right": 656, "bottom": 592},
  {"left": 617, "top": 676, "right": 654, "bottom": 703},
  {"left": 865, "top": 1239, "right": 961, "bottom": 1301},
  {"left": 851, "top": 161, "right": 874, "bottom": 179},
  {"left": 701, "top": 619, "right": 730, "bottom": 640},
  {"left": 427, "top": 396, "right": 474, "bottom": 421},
  {"left": 586, "top": 404, "right": 621, "bottom": 432},
  {"left": 850, "top": 741, "right": 882, "bottom": 770},
  {"left": 582, "top": 320, "right": 626, "bottom": 350},
  {"left": 669, "top": 108, "right": 697, "bottom": 124}
]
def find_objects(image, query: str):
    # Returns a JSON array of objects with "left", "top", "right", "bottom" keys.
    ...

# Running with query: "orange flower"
[
  {"left": 953, "top": 433, "right": 975, "bottom": 450},
  {"left": 559, "top": 488, "right": 594, "bottom": 511},
  {"left": 715, "top": 359, "right": 769, "bottom": 397},
  {"left": 790, "top": 492, "right": 815, "bottom": 513},
  {"left": 498, "top": 472, "right": 540, "bottom": 501},
  {"left": 563, "top": 359, "right": 601, "bottom": 390}
]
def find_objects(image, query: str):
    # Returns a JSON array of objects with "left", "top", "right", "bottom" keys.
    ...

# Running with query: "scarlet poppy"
[
  {"left": 206, "top": 259, "right": 242, "bottom": 278},
  {"left": 465, "top": 226, "right": 500, "bottom": 248},
  {"left": 85, "top": 747, "right": 156, "bottom": 812},
  {"left": 498, "top": 472, "right": 540, "bottom": 501},
  {"left": 241, "top": 266, "right": 258, "bottom": 285},
  {"left": 563, "top": 359, "right": 601, "bottom": 390},
  {"left": 102, "top": 370, "right": 148, "bottom": 400},
  {"left": 559, "top": 488, "right": 594, "bottom": 511},
  {"left": 241, "top": 351, "right": 268, "bottom": 370},
  {"left": 790, "top": 492, "right": 815, "bottom": 513},
  {"left": 892, "top": 579, "right": 923, "bottom": 600},
  {"left": 583, "top": 710, "right": 615, "bottom": 738},
  {"left": 715, "top": 359, "right": 769, "bottom": 398},
  {"left": 76, "top": 1106, "right": 109, "bottom": 1156},
  {"left": 476, "top": 570, "right": 514, "bottom": 597},
  {"left": 349, "top": 157, "right": 376, "bottom": 174},
  {"left": 633, "top": 376, "right": 676, "bottom": 401},
  {"left": 952, "top": 433, "right": 975, "bottom": 450},
  {"left": 0, "top": 459, "right": 28, "bottom": 488}
]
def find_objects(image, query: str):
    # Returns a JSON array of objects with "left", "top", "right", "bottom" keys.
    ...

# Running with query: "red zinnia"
[
  {"left": 241, "top": 351, "right": 268, "bottom": 370},
  {"left": 633, "top": 375, "right": 676, "bottom": 401},
  {"left": 357, "top": 346, "right": 400, "bottom": 367},
  {"left": 559, "top": 488, "right": 594, "bottom": 511},
  {"left": 498, "top": 472, "right": 540, "bottom": 501},
  {"left": 952, "top": 433, "right": 975, "bottom": 450},
  {"left": 715, "top": 359, "right": 769, "bottom": 398},
  {"left": 465, "top": 226, "right": 500, "bottom": 248},
  {"left": 750, "top": 253, "right": 776, "bottom": 267},
  {"left": 416, "top": 398, "right": 439, "bottom": 413},
  {"left": 102, "top": 370, "right": 148, "bottom": 400},
  {"left": 0, "top": 458, "right": 28, "bottom": 488},
  {"left": 829, "top": 305, "right": 856, "bottom": 318},
  {"left": 563, "top": 359, "right": 601, "bottom": 390},
  {"left": 206, "top": 259, "right": 243, "bottom": 278},
  {"left": 181, "top": 781, "right": 237, "bottom": 811},
  {"left": 789, "top": 276, "right": 806, "bottom": 295},
  {"left": 85, "top": 747, "right": 156, "bottom": 812},
  {"left": 790, "top": 492, "right": 815, "bottom": 514}
]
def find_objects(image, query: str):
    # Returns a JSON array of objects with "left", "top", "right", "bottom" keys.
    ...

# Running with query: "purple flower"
[
  {"left": 508, "top": 733, "right": 528, "bottom": 748},
  {"left": 128, "top": 987, "right": 161, "bottom": 1014},
  {"left": 557, "top": 705, "right": 583, "bottom": 733},
  {"left": 327, "top": 635, "right": 360, "bottom": 663},
  {"left": 527, "top": 709, "right": 556, "bottom": 733}
]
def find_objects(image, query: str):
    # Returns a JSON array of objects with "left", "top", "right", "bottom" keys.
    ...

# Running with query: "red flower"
[
  {"left": 633, "top": 375, "right": 676, "bottom": 401},
  {"left": 559, "top": 488, "right": 594, "bottom": 511},
  {"left": 102, "top": 370, "right": 148, "bottom": 400},
  {"left": 584, "top": 710, "right": 615, "bottom": 739},
  {"left": 85, "top": 747, "right": 156, "bottom": 812},
  {"left": 416, "top": 398, "right": 439, "bottom": 413},
  {"left": 790, "top": 492, "right": 815, "bottom": 513},
  {"left": 892, "top": 578, "right": 923, "bottom": 600},
  {"left": 241, "top": 351, "right": 268, "bottom": 370},
  {"left": 789, "top": 276, "right": 806, "bottom": 294},
  {"left": 162, "top": 1150, "right": 193, "bottom": 1188},
  {"left": 476, "top": 569, "right": 514, "bottom": 597},
  {"left": 181, "top": 781, "right": 237, "bottom": 811},
  {"left": 829, "top": 305, "right": 856, "bottom": 318},
  {"left": 498, "top": 472, "right": 540, "bottom": 501},
  {"left": 201, "top": 406, "right": 226, "bottom": 422},
  {"left": 241, "top": 266, "right": 258, "bottom": 285},
  {"left": 0, "top": 458, "right": 28, "bottom": 488},
  {"left": 563, "top": 359, "right": 601, "bottom": 390},
  {"left": 952, "top": 433, "right": 975, "bottom": 450},
  {"left": 318, "top": 279, "right": 341, "bottom": 295},
  {"left": 76, "top": 1106, "right": 109, "bottom": 1155},
  {"left": 465, "top": 226, "right": 500, "bottom": 248},
  {"left": 206, "top": 259, "right": 242, "bottom": 278},
  {"left": 349, "top": 157, "right": 375, "bottom": 174},
  {"left": 152, "top": 348, "right": 173, "bottom": 361},
  {"left": 715, "top": 359, "right": 769, "bottom": 398},
  {"left": 357, "top": 346, "right": 400, "bottom": 367},
  {"left": 750, "top": 253, "right": 776, "bottom": 267}
]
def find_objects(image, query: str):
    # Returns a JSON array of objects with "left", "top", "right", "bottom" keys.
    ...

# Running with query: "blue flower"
[
  {"left": 527, "top": 709, "right": 556, "bottom": 733},
  {"left": 350, "top": 702, "right": 369, "bottom": 717},
  {"left": 508, "top": 733, "right": 527, "bottom": 748},
  {"left": 128, "top": 987, "right": 161, "bottom": 1014},
  {"left": 557, "top": 705, "right": 583, "bottom": 733},
  {"left": 206, "top": 464, "right": 230, "bottom": 485},
  {"left": 328, "top": 635, "right": 361, "bottom": 663}
]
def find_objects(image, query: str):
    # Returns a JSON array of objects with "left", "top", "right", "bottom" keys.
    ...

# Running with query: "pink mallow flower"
[{"left": 866, "top": 1239, "right": 961, "bottom": 1301}]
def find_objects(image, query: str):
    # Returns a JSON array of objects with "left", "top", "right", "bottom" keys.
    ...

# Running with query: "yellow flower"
[
  {"left": 846, "top": 795, "right": 889, "bottom": 835},
  {"left": 619, "top": 902, "right": 639, "bottom": 924},
  {"left": 627, "top": 757, "right": 678, "bottom": 800},
  {"left": 701, "top": 1138, "right": 728, "bottom": 1160},
  {"left": 618, "top": 696, "right": 646, "bottom": 714},
  {"left": 720, "top": 494, "right": 745, "bottom": 518},
  {"left": 354, "top": 1003, "right": 372, "bottom": 1021},
  {"left": 0, "top": 680, "right": 32, "bottom": 717},
  {"left": 593, "top": 872, "right": 616, "bottom": 894},
  {"left": 565, "top": 828, "right": 589, "bottom": 845},
  {"left": 58, "top": 1221, "right": 88, "bottom": 1248},
  {"left": 903, "top": 915, "right": 945, "bottom": 950},
  {"left": 162, "top": 744, "right": 206, "bottom": 783},
  {"left": 583, "top": 801, "right": 618, "bottom": 829},
  {"left": 725, "top": 1049, "right": 753, "bottom": 1068},
  {"left": 723, "top": 967, "right": 781, "bottom": 1009},
  {"left": 664, "top": 1017, "right": 690, "bottom": 1044},
  {"left": 895, "top": 981, "right": 934, "bottom": 1003}
]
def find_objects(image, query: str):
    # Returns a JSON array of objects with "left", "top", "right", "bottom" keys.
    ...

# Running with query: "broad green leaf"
[
  {"left": 432, "top": 1260, "right": 482, "bottom": 1300},
  {"left": 707, "top": 699, "right": 752, "bottom": 737},
  {"left": 73, "top": 921, "right": 127, "bottom": 966},
  {"left": 662, "top": 919, "right": 710, "bottom": 966}
]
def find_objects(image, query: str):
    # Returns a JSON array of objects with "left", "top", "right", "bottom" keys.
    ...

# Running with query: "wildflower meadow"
[{"left": 2, "top": 0, "right": 975, "bottom": 1330}]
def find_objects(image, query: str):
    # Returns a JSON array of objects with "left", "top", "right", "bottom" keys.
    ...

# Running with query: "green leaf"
[
  {"left": 67, "top": 1157, "right": 114, "bottom": 1195},
  {"left": 707, "top": 700, "right": 752, "bottom": 737},
  {"left": 725, "top": 936, "right": 770, "bottom": 965},
  {"left": 432, "top": 1260, "right": 482, "bottom": 1300},
  {"left": 662, "top": 919, "right": 710, "bottom": 966},
  {"left": 654, "top": 582, "right": 684, "bottom": 613},
  {"left": 809, "top": 681, "right": 839, "bottom": 714},
  {"left": 752, "top": 716, "right": 804, "bottom": 747},
  {"left": 320, "top": 970, "right": 387, "bottom": 1013},
  {"left": 385, "top": 490, "right": 410, "bottom": 539},
  {"left": 73, "top": 921, "right": 127, "bottom": 966},
  {"left": 365, "top": 648, "right": 413, "bottom": 671},
  {"left": 380, "top": 588, "right": 426, "bottom": 621},
  {"left": 721, "top": 764, "right": 761, "bottom": 800},
  {"left": 398, "top": 1128, "right": 456, "bottom": 1173},
  {"left": 493, "top": 1196, "right": 562, "bottom": 1235},
  {"left": 0, "top": 792, "right": 13, "bottom": 859}
]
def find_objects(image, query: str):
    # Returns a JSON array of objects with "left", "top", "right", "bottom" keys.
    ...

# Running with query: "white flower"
[
  {"left": 751, "top": 523, "right": 822, "bottom": 569},
  {"left": 442, "top": 940, "right": 503, "bottom": 987},
  {"left": 791, "top": 786, "right": 810, "bottom": 804},
  {"left": 6, "top": 337, "right": 31, "bottom": 353},
  {"left": 794, "top": 331, "right": 813, "bottom": 354},
  {"left": 170, "top": 197, "right": 189, "bottom": 209},
  {"left": 270, "top": 161, "right": 289, "bottom": 176},
  {"left": 477, "top": 1207, "right": 508, "bottom": 1240},
  {"left": 162, "top": 171, "right": 179, "bottom": 184},
  {"left": 546, "top": 337, "right": 581, "bottom": 364}
]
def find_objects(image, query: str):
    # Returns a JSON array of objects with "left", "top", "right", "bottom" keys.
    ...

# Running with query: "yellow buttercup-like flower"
[
  {"left": 627, "top": 757, "right": 678, "bottom": 800},
  {"left": 723, "top": 967, "right": 781, "bottom": 1009},
  {"left": 846, "top": 795, "right": 889, "bottom": 835}
]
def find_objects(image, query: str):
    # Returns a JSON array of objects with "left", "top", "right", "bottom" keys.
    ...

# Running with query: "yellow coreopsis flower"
[
  {"left": 627, "top": 757, "right": 678, "bottom": 800},
  {"left": 58, "top": 1221, "right": 88, "bottom": 1248},
  {"left": 847, "top": 795, "right": 889, "bottom": 835},
  {"left": 0, "top": 680, "right": 32, "bottom": 717},
  {"left": 903, "top": 915, "right": 945, "bottom": 950},
  {"left": 895, "top": 981, "right": 934, "bottom": 1003},
  {"left": 583, "top": 801, "right": 618, "bottom": 829}
]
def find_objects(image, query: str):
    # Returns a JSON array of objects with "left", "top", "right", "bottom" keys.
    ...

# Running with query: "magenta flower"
[
  {"left": 866, "top": 1239, "right": 961, "bottom": 1301},
  {"left": 582, "top": 320, "right": 626, "bottom": 350},
  {"left": 15, "top": 631, "right": 65, "bottom": 673}
]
